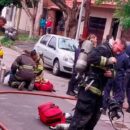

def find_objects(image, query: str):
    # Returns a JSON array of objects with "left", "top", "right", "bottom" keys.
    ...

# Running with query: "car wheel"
[{"left": 53, "top": 60, "right": 60, "bottom": 75}]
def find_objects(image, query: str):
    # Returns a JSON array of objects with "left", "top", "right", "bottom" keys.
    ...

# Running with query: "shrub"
[
  {"left": 18, "top": 33, "right": 29, "bottom": 41},
  {"left": 0, "top": 37, "right": 14, "bottom": 47},
  {"left": 18, "top": 33, "right": 39, "bottom": 43}
]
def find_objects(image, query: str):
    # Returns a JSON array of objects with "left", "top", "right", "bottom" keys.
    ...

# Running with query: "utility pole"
[
  {"left": 82, "top": 0, "right": 91, "bottom": 39},
  {"left": 75, "top": 0, "right": 85, "bottom": 40}
]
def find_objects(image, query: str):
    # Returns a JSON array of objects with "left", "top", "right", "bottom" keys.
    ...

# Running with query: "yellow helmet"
[{"left": 0, "top": 50, "right": 4, "bottom": 57}]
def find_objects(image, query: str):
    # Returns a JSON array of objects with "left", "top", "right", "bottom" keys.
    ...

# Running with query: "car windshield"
[{"left": 58, "top": 38, "right": 78, "bottom": 52}]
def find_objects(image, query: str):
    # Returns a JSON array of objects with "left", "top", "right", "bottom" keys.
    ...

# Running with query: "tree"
[
  {"left": 114, "top": 1, "right": 130, "bottom": 29},
  {"left": 20, "top": 0, "right": 39, "bottom": 38},
  {"left": 82, "top": 0, "right": 91, "bottom": 38},
  {"left": 51, "top": 0, "right": 81, "bottom": 38},
  {"left": 34, "top": 0, "right": 44, "bottom": 34},
  {"left": 0, "top": 0, "right": 20, "bottom": 14},
  {"left": 0, "top": 0, "right": 39, "bottom": 38}
]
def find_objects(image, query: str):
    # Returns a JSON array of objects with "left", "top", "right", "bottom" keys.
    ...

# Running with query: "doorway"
[
  {"left": 54, "top": 10, "right": 63, "bottom": 34},
  {"left": 110, "top": 18, "right": 119, "bottom": 39},
  {"left": 89, "top": 17, "right": 106, "bottom": 43}
]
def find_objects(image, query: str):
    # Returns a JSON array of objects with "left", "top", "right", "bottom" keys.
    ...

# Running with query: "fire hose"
[
  {"left": 0, "top": 66, "right": 125, "bottom": 130},
  {"left": 0, "top": 90, "right": 76, "bottom": 130},
  {"left": 0, "top": 122, "right": 8, "bottom": 130}
]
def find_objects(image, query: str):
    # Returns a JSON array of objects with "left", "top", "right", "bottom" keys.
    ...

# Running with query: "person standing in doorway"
[
  {"left": 0, "top": 17, "right": 6, "bottom": 38},
  {"left": 57, "top": 17, "right": 65, "bottom": 36},
  {"left": 46, "top": 17, "right": 53, "bottom": 34},
  {"left": 39, "top": 16, "right": 46, "bottom": 36}
]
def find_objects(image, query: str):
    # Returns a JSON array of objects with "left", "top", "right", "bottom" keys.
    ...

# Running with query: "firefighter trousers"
[{"left": 68, "top": 88, "right": 102, "bottom": 130}]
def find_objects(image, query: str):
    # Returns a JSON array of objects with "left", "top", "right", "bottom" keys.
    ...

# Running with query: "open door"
[
  {"left": 89, "top": 16, "right": 106, "bottom": 44},
  {"left": 110, "top": 18, "right": 119, "bottom": 39},
  {"left": 54, "top": 10, "right": 63, "bottom": 34}
]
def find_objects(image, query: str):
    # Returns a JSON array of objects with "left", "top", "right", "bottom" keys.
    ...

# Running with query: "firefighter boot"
[
  {"left": 18, "top": 81, "right": 26, "bottom": 90},
  {"left": 28, "top": 81, "right": 34, "bottom": 91}
]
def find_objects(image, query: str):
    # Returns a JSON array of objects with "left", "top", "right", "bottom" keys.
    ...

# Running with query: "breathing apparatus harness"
[{"left": 107, "top": 98, "right": 124, "bottom": 130}]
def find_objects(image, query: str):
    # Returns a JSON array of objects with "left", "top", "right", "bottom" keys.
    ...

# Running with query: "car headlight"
[{"left": 63, "top": 56, "right": 73, "bottom": 63}]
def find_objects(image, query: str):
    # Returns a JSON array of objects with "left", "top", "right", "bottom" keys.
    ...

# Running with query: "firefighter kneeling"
[{"left": 8, "top": 50, "right": 36, "bottom": 90}]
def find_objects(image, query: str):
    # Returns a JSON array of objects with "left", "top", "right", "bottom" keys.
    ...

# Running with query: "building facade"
[{"left": 1, "top": 0, "right": 130, "bottom": 42}]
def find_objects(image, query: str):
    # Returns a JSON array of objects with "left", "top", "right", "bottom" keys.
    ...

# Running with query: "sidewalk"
[
  {"left": 2, "top": 46, "right": 77, "bottom": 105},
  {"left": 3, "top": 46, "right": 20, "bottom": 69}
]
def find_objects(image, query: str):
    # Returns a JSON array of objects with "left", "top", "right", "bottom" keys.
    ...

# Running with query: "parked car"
[{"left": 34, "top": 34, "right": 78, "bottom": 75}]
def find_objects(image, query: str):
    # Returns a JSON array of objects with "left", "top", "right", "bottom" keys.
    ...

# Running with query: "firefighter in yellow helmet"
[
  {"left": 30, "top": 50, "right": 45, "bottom": 88},
  {"left": 0, "top": 44, "right": 4, "bottom": 59}
]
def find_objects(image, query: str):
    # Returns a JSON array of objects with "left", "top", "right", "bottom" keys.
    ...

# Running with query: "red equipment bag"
[
  {"left": 38, "top": 102, "right": 66, "bottom": 126},
  {"left": 35, "top": 81, "right": 54, "bottom": 91}
]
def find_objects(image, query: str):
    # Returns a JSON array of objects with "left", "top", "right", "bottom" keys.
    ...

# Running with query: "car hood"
[{"left": 58, "top": 49, "right": 75, "bottom": 59}]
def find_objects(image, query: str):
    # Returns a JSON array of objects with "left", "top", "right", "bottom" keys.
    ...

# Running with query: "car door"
[
  {"left": 39, "top": 35, "right": 52, "bottom": 65},
  {"left": 46, "top": 36, "right": 57, "bottom": 66}
]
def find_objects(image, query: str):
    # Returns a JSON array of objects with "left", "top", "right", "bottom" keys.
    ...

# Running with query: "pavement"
[{"left": 0, "top": 44, "right": 130, "bottom": 130}]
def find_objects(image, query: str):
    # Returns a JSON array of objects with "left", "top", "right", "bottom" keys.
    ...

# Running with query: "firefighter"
[
  {"left": 68, "top": 39, "right": 126, "bottom": 130},
  {"left": 8, "top": 50, "right": 36, "bottom": 90},
  {"left": 125, "top": 45, "right": 130, "bottom": 113},
  {"left": 66, "top": 34, "right": 97, "bottom": 96},
  {"left": 66, "top": 37, "right": 83, "bottom": 96},
  {"left": 102, "top": 35, "right": 128, "bottom": 114},
  {"left": 30, "top": 50, "right": 44, "bottom": 86},
  {"left": 103, "top": 50, "right": 128, "bottom": 114},
  {"left": 26, "top": 50, "right": 45, "bottom": 90}
]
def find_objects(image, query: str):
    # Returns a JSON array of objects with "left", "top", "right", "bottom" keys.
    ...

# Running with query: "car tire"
[{"left": 53, "top": 60, "right": 60, "bottom": 75}]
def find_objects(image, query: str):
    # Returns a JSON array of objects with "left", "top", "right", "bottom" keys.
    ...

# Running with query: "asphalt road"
[
  {"left": 1, "top": 42, "right": 129, "bottom": 130},
  {"left": 0, "top": 72, "right": 114, "bottom": 130},
  {"left": 1, "top": 43, "right": 75, "bottom": 130},
  {"left": 0, "top": 93, "right": 74, "bottom": 130}
]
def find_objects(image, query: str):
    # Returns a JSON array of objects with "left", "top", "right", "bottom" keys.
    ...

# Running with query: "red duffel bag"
[
  {"left": 38, "top": 102, "right": 66, "bottom": 126},
  {"left": 35, "top": 81, "right": 54, "bottom": 91}
]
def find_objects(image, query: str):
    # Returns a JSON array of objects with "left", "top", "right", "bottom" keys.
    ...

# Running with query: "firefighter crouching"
[
  {"left": 30, "top": 50, "right": 45, "bottom": 86},
  {"left": 68, "top": 39, "right": 126, "bottom": 130},
  {"left": 8, "top": 50, "right": 36, "bottom": 90}
]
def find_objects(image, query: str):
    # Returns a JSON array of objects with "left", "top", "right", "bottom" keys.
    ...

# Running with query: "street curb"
[{"left": 10, "top": 46, "right": 23, "bottom": 54}]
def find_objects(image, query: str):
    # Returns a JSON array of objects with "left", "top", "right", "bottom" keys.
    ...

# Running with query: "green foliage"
[
  {"left": 18, "top": 33, "right": 39, "bottom": 43},
  {"left": 26, "top": 0, "right": 39, "bottom": 8},
  {"left": 95, "top": 0, "right": 111, "bottom": 5},
  {"left": 0, "top": 33, "right": 39, "bottom": 47},
  {"left": 18, "top": 33, "right": 29, "bottom": 41},
  {"left": 96, "top": 0, "right": 130, "bottom": 30},
  {"left": 114, "top": 1, "right": 130, "bottom": 29},
  {"left": 0, "top": 37, "right": 14, "bottom": 47},
  {"left": 0, "top": 0, "right": 21, "bottom": 7},
  {"left": 0, "top": 0, "right": 40, "bottom": 8}
]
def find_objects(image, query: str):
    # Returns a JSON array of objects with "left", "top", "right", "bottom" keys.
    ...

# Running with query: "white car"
[{"left": 34, "top": 34, "right": 78, "bottom": 75}]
